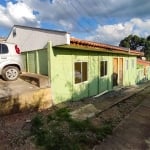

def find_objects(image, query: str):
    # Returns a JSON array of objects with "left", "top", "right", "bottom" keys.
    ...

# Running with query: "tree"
[
  {"left": 147, "top": 35, "right": 150, "bottom": 41},
  {"left": 145, "top": 40, "right": 150, "bottom": 60},
  {"left": 119, "top": 35, "right": 150, "bottom": 60}
]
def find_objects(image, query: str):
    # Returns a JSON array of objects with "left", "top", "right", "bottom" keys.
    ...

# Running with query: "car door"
[{"left": 0, "top": 44, "right": 9, "bottom": 64}]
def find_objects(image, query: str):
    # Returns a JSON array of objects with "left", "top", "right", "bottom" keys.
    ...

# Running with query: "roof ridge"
[
  {"left": 13, "top": 25, "right": 69, "bottom": 34},
  {"left": 70, "top": 37, "right": 143, "bottom": 56}
]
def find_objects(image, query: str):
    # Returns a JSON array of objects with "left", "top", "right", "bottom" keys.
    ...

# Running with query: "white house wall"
[{"left": 7, "top": 26, "right": 70, "bottom": 52}]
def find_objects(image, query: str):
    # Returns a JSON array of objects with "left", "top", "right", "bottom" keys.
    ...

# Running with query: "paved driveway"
[
  {"left": 0, "top": 77, "right": 52, "bottom": 116},
  {"left": 0, "top": 77, "right": 39, "bottom": 99}
]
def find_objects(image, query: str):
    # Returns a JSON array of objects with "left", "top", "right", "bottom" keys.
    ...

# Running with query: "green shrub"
[{"left": 31, "top": 108, "right": 113, "bottom": 150}]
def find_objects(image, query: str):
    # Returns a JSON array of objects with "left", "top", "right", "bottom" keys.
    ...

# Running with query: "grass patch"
[{"left": 31, "top": 108, "right": 113, "bottom": 150}]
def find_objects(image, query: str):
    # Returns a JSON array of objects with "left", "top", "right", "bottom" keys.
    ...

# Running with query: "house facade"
[
  {"left": 47, "top": 38, "right": 142, "bottom": 104},
  {"left": 137, "top": 58, "right": 150, "bottom": 81},
  {"left": 6, "top": 25, "right": 70, "bottom": 52},
  {"left": 22, "top": 39, "right": 143, "bottom": 104}
]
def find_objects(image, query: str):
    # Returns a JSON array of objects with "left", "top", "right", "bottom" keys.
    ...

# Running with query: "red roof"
[
  {"left": 70, "top": 37, "right": 143, "bottom": 56},
  {"left": 137, "top": 59, "right": 150, "bottom": 66}
]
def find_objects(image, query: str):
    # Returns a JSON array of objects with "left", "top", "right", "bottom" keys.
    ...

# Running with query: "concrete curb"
[{"left": 96, "top": 83, "right": 150, "bottom": 116}]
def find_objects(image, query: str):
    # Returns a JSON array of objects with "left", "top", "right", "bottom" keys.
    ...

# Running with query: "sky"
[{"left": 0, "top": 0, "right": 150, "bottom": 46}]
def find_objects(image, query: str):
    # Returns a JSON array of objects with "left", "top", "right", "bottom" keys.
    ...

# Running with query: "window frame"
[
  {"left": 126, "top": 60, "right": 129, "bottom": 70},
  {"left": 131, "top": 59, "right": 135, "bottom": 69},
  {"left": 100, "top": 60, "right": 108, "bottom": 77},
  {"left": 74, "top": 61, "right": 88, "bottom": 84}
]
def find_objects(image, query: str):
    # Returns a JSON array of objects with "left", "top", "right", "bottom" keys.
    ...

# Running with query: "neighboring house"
[
  {"left": 137, "top": 58, "right": 150, "bottom": 67},
  {"left": 6, "top": 25, "right": 70, "bottom": 51},
  {"left": 137, "top": 58, "right": 150, "bottom": 80}
]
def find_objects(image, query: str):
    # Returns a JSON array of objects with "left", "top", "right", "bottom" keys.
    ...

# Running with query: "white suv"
[{"left": 0, "top": 42, "right": 24, "bottom": 81}]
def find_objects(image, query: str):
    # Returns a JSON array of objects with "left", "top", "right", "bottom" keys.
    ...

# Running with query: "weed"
[
  {"left": 31, "top": 114, "right": 44, "bottom": 134},
  {"left": 31, "top": 108, "right": 113, "bottom": 150},
  {"left": 96, "top": 120, "right": 113, "bottom": 140}
]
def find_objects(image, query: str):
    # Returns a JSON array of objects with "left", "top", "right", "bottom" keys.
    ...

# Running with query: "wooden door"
[
  {"left": 113, "top": 58, "right": 118, "bottom": 86},
  {"left": 119, "top": 58, "right": 123, "bottom": 85}
]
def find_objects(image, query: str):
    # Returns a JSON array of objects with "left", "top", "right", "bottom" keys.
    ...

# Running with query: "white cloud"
[
  {"left": 0, "top": 5, "right": 12, "bottom": 26},
  {"left": 7, "top": 2, "right": 36, "bottom": 23},
  {"left": 0, "top": 0, "right": 150, "bottom": 41},
  {"left": 59, "top": 20, "right": 73, "bottom": 30},
  {"left": 0, "top": 1, "right": 39, "bottom": 28},
  {"left": 86, "top": 18, "right": 150, "bottom": 45}
]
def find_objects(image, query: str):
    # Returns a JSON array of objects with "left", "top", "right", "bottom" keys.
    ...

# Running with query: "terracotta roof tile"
[
  {"left": 70, "top": 37, "right": 143, "bottom": 56},
  {"left": 137, "top": 59, "right": 150, "bottom": 66}
]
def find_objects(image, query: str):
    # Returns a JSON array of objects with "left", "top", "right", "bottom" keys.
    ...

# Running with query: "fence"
[{"left": 22, "top": 48, "right": 48, "bottom": 76}]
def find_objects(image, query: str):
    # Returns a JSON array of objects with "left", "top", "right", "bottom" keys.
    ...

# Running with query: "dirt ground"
[{"left": 0, "top": 84, "right": 149, "bottom": 150}]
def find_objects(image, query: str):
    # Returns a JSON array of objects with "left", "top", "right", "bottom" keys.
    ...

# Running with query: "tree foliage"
[{"left": 119, "top": 34, "right": 150, "bottom": 60}]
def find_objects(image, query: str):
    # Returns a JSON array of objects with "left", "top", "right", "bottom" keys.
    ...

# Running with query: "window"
[
  {"left": 131, "top": 59, "right": 134, "bottom": 68},
  {"left": 75, "top": 62, "right": 87, "bottom": 84},
  {"left": 0, "top": 44, "right": 8, "bottom": 54},
  {"left": 100, "top": 61, "right": 107, "bottom": 77},
  {"left": 13, "top": 28, "right": 16, "bottom": 37},
  {"left": 126, "top": 60, "right": 129, "bottom": 70}
]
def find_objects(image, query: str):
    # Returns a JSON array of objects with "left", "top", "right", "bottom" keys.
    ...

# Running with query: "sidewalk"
[
  {"left": 93, "top": 81, "right": 150, "bottom": 112},
  {"left": 93, "top": 82, "right": 150, "bottom": 150},
  {"left": 69, "top": 81, "right": 150, "bottom": 121}
]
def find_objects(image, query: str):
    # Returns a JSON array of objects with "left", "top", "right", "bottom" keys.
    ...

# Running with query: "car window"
[{"left": 0, "top": 44, "right": 9, "bottom": 54}]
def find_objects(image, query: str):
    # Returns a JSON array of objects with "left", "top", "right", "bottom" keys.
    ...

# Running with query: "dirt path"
[
  {"left": 0, "top": 83, "right": 150, "bottom": 150},
  {"left": 94, "top": 87, "right": 150, "bottom": 150}
]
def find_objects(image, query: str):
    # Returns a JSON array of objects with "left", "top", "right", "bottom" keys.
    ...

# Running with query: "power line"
[{"left": 55, "top": 0, "right": 91, "bottom": 33}]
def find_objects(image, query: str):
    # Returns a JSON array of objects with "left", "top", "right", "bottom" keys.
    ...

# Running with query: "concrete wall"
[
  {"left": 0, "top": 88, "right": 52, "bottom": 116},
  {"left": 7, "top": 26, "right": 70, "bottom": 51}
]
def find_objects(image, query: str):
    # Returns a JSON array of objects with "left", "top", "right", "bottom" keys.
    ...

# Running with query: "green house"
[{"left": 46, "top": 38, "right": 142, "bottom": 104}]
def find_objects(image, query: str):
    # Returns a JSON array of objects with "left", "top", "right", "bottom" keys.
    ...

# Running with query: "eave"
[{"left": 55, "top": 44, "right": 143, "bottom": 56}]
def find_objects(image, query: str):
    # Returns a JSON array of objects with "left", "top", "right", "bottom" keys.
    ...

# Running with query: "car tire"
[{"left": 2, "top": 66, "right": 20, "bottom": 81}]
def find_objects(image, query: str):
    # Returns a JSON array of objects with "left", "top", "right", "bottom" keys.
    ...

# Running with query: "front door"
[
  {"left": 113, "top": 58, "right": 123, "bottom": 86},
  {"left": 113, "top": 58, "right": 118, "bottom": 86},
  {"left": 119, "top": 58, "right": 123, "bottom": 85}
]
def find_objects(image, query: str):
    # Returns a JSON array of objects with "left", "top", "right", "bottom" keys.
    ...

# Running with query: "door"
[
  {"left": 113, "top": 58, "right": 123, "bottom": 86},
  {"left": 113, "top": 58, "right": 118, "bottom": 86},
  {"left": 119, "top": 58, "right": 123, "bottom": 85}
]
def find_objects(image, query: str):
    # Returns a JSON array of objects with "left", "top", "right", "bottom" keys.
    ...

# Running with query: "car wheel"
[{"left": 2, "top": 66, "right": 20, "bottom": 81}]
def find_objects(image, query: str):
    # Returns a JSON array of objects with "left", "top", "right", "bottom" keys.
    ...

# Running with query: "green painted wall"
[
  {"left": 22, "top": 42, "right": 138, "bottom": 105},
  {"left": 49, "top": 46, "right": 73, "bottom": 103},
  {"left": 123, "top": 56, "right": 137, "bottom": 86},
  {"left": 48, "top": 43, "right": 137, "bottom": 104},
  {"left": 22, "top": 49, "right": 48, "bottom": 75}
]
